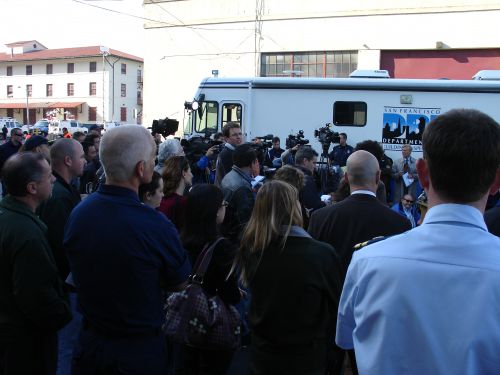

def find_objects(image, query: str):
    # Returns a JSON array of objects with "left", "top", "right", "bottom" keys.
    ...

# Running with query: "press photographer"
[
  {"left": 280, "top": 130, "right": 309, "bottom": 166},
  {"left": 183, "top": 135, "right": 224, "bottom": 184},
  {"left": 314, "top": 123, "right": 342, "bottom": 193}
]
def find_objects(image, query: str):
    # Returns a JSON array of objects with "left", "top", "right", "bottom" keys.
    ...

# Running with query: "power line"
[
  {"left": 70, "top": 0, "right": 253, "bottom": 31},
  {"left": 160, "top": 51, "right": 257, "bottom": 59}
]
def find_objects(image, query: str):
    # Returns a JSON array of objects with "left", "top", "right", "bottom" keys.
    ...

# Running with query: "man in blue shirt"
[
  {"left": 328, "top": 132, "right": 353, "bottom": 167},
  {"left": 336, "top": 109, "right": 500, "bottom": 374},
  {"left": 64, "top": 125, "right": 191, "bottom": 375}
]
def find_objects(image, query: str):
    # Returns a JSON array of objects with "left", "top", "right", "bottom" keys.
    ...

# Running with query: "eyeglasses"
[
  {"left": 221, "top": 200, "right": 229, "bottom": 207},
  {"left": 403, "top": 198, "right": 414, "bottom": 203},
  {"left": 12, "top": 133, "right": 23, "bottom": 137}
]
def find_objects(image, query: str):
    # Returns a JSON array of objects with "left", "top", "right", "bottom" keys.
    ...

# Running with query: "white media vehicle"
[
  {"left": 182, "top": 70, "right": 500, "bottom": 161},
  {"left": 49, "top": 120, "right": 87, "bottom": 136},
  {"left": 0, "top": 117, "right": 23, "bottom": 137}
]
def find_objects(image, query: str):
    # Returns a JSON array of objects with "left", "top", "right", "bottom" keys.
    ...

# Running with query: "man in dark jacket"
[
  {"left": 0, "top": 127, "right": 22, "bottom": 197},
  {"left": 0, "top": 152, "right": 72, "bottom": 375},
  {"left": 295, "top": 146, "right": 325, "bottom": 212},
  {"left": 308, "top": 150, "right": 411, "bottom": 375},
  {"left": 221, "top": 143, "right": 259, "bottom": 242},
  {"left": 38, "top": 139, "right": 86, "bottom": 375},
  {"left": 214, "top": 122, "right": 243, "bottom": 186}
]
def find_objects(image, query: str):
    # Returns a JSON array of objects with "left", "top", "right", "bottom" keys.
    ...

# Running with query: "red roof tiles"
[{"left": 0, "top": 46, "right": 143, "bottom": 63}]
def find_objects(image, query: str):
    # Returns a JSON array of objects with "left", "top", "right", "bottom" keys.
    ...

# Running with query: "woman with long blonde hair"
[{"left": 233, "top": 180, "right": 342, "bottom": 375}]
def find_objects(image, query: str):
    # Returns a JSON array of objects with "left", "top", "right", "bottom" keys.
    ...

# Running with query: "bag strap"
[{"left": 192, "top": 237, "right": 225, "bottom": 278}]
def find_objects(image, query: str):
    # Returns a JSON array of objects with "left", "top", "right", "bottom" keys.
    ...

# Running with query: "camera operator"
[
  {"left": 267, "top": 136, "right": 284, "bottom": 166},
  {"left": 328, "top": 132, "right": 354, "bottom": 167},
  {"left": 214, "top": 122, "right": 243, "bottom": 186},
  {"left": 294, "top": 147, "right": 326, "bottom": 212},
  {"left": 192, "top": 142, "right": 220, "bottom": 185},
  {"left": 280, "top": 131, "right": 309, "bottom": 166}
]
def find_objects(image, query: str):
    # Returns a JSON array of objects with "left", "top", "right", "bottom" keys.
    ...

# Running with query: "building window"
[
  {"left": 121, "top": 84, "right": 126, "bottom": 97},
  {"left": 26, "top": 65, "right": 32, "bottom": 75},
  {"left": 7, "top": 85, "right": 13, "bottom": 98},
  {"left": 88, "top": 107, "right": 97, "bottom": 121},
  {"left": 67, "top": 83, "right": 74, "bottom": 96},
  {"left": 137, "top": 91, "right": 142, "bottom": 105},
  {"left": 67, "top": 63, "right": 74, "bottom": 73},
  {"left": 120, "top": 107, "right": 127, "bottom": 121},
  {"left": 137, "top": 69, "right": 142, "bottom": 83},
  {"left": 27, "top": 84, "right": 32, "bottom": 97},
  {"left": 89, "top": 82, "right": 97, "bottom": 96},
  {"left": 260, "top": 51, "right": 358, "bottom": 78},
  {"left": 46, "top": 64, "right": 53, "bottom": 74},
  {"left": 7, "top": 109, "right": 14, "bottom": 118},
  {"left": 46, "top": 84, "right": 53, "bottom": 97},
  {"left": 90, "top": 61, "right": 97, "bottom": 72},
  {"left": 121, "top": 63, "right": 126, "bottom": 74},
  {"left": 7, "top": 66, "right": 12, "bottom": 76}
]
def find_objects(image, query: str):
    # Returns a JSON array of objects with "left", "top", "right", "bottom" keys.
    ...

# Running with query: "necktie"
[{"left": 403, "top": 158, "right": 409, "bottom": 173}]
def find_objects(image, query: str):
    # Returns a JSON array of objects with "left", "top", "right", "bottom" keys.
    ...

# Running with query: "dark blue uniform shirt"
[
  {"left": 328, "top": 144, "right": 354, "bottom": 167},
  {"left": 64, "top": 185, "right": 191, "bottom": 335}
]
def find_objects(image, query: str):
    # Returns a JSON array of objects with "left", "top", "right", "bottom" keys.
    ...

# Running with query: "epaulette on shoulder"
[{"left": 354, "top": 236, "right": 388, "bottom": 251}]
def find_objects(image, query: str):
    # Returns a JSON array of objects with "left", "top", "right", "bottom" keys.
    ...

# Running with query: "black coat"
[
  {"left": 308, "top": 193, "right": 411, "bottom": 281},
  {"left": 485, "top": 206, "right": 500, "bottom": 236},
  {"left": 38, "top": 172, "right": 81, "bottom": 279}
]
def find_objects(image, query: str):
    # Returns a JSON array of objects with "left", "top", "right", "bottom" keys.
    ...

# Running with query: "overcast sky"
[{"left": 0, "top": 0, "right": 145, "bottom": 57}]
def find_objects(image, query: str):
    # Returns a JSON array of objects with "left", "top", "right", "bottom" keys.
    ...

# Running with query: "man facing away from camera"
[
  {"left": 64, "top": 125, "right": 191, "bottom": 375},
  {"left": 336, "top": 109, "right": 500, "bottom": 374}
]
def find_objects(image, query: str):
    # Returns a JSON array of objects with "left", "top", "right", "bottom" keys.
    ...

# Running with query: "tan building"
[
  {"left": 0, "top": 40, "right": 143, "bottom": 125},
  {"left": 142, "top": 0, "right": 500, "bottom": 127}
]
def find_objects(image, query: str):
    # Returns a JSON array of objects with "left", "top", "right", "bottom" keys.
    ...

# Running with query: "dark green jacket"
[
  {"left": 38, "top": 172, "right": 81, "bottom": 279},
  {"left": 0, "top": 196, "right": 71, "bottom": 342}
]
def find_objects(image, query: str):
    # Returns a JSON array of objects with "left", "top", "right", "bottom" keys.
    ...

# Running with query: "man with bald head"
[
  {"left": 38, "top": 138, "right": 86, "bottom": 375},
  {"left": 308, "top": 150, "right": 411, "bottom": 374},
  {"left": 64, "top": 125, "right": 191, "bottom": 375}
]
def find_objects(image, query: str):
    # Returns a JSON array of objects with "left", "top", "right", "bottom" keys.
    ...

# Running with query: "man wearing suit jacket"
[
  {"left": 308, "top": 150, "right": 411, "bottom": 375},
  {"left": 392, "top": 145, "right": 418, "bottom": 203}
]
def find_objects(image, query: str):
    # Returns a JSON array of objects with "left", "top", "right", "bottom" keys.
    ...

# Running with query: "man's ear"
[
  {"left": 64, "top": 154, "right": 72, "bottom": 167},
  {"left": 488, "top": 168, "right": 500, "bottom": 195},
  {"left": 135, "top": 160, "right": 145, "bottom": 179},
  {"left": 26, "top": 181, "right": 37, "bottom": 195},
  {"left": 375, "top": 169, "right": 381, "bottom": 185},
  {"left": 344, "top": 172, "right": 349, "bottom": 184},
  {"left": 416, "top": 158, "right": 429, "bottom": 190}
]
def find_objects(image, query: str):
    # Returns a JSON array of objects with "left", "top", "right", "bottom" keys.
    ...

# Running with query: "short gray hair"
[
  {"left": 100, "top": 125, "right": 154, "bottom": 182},
  {"left": 157, "top": 139, "right": 184, "bottom": 165},
  {"left": 346, "top": 150, "right": 380, "bottom": 187}
]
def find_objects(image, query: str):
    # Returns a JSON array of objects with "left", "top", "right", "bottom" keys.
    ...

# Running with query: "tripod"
[{"left": 318, "top": 143, "right": 331, "bottom": 194}]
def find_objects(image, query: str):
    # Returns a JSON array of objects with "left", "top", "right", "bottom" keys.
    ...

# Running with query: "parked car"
[{"left": 32, "top": 119, "right": 50, "bottom": 135}]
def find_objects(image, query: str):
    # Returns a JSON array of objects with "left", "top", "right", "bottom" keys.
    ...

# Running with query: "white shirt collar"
[{"left": 351, "top": 190, "right": 376, "bottom": 197}]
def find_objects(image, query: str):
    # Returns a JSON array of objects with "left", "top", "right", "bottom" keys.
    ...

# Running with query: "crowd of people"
[{"left": 0, "top": 108, "right": 499, "bottom": 375}]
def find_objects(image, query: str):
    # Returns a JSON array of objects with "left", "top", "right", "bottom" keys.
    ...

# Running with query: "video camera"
[
  {"left": 253, "top": 134, "right": 274, "bottom": 149},
  {"left": 150, "top": 117, "right": 179, "bottom": 138},
  {"left": 286, "top": 130, "right": 309, "bottom": 149},
  {"left": 183, "top": 135, "right": 224, "bottom": 163},
  {"left": 314, "top": 123, "right": 340, "bottom": 154}
]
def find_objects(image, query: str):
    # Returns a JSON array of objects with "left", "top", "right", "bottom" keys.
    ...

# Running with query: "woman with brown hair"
[
  {"left": 233, "top": 180, "right": 342, "bottom": 375},
  {"left": 158, "top": 156, "right": 192, "bottom": 231}
]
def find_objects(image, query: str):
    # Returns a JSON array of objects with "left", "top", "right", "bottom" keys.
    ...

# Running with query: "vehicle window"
[
  {"left": 195, "top": 101, "right": 218, "bottom": 133},
  {"left": 333, "top": 101, "right": 367, "bottom": 126},
  {"left": 222, "top": 103, "right": 242, "bottom": 127},
  {"left": 184, "top": 111, "right": 192, "bottom": 134}
]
